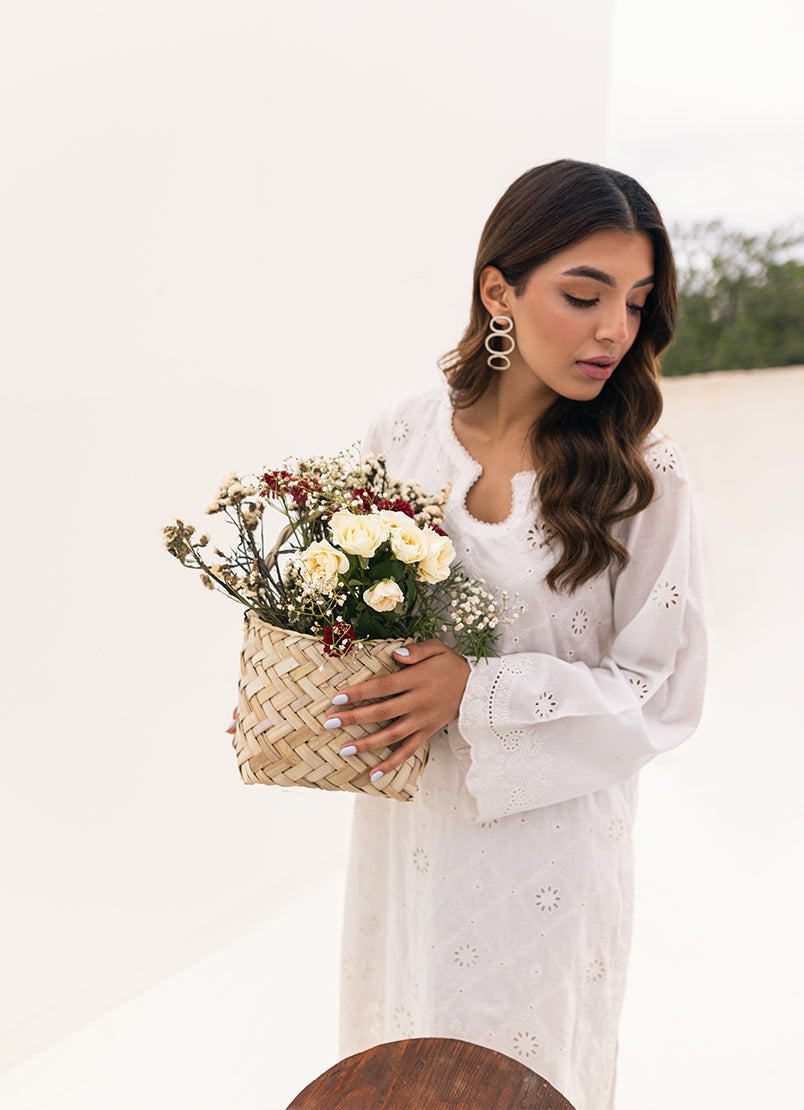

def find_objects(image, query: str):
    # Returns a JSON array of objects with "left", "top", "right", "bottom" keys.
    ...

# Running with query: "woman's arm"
[{"left": 452, "top": 447, "right": 707, "bottom": 820}]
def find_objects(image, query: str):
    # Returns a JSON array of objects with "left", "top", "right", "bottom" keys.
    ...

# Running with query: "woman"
[
  {"left": 326, "top": 160, "right": 704, "bottom": 1109},
  {"left": 325, "top": 159, "right": 707, "bottom": 1108}
]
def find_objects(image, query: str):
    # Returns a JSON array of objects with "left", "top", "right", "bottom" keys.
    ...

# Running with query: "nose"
[{"left": 596, "top": 303, "right": 630, "bottom": 345}]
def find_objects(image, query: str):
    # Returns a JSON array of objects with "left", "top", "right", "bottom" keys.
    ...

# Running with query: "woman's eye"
[
  {"left": 563, "top": 293, "right": 598, "bottom": 308},
  {"left": 627, "top": 302, "right": 648, "bottom": 316}
]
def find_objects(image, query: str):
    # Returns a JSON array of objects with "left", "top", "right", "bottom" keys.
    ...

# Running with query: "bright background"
[
  {"left": 1, "top": 2, "right": 802, "bottom": 1107},
  {"left": 609, "top": 0, "right": 804, "bottom": 231}
]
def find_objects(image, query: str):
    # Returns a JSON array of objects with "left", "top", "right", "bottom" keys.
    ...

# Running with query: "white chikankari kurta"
[{"left": 339, "top": 387, "right": 706, "bottom": 1110}]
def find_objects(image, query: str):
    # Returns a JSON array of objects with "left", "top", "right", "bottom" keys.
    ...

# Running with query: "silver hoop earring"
[{"left": 484, "top": 315, "right": 515, "bottom": 371}]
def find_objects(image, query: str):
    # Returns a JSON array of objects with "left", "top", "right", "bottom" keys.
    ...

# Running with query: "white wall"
[{"left": 0, "top": 0, "right": 614, "bottom": 1069}]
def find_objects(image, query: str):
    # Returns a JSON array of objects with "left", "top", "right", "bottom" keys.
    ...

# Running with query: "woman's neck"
[{"left": 462, "top": 372, "right": 555, "bottom": 448}]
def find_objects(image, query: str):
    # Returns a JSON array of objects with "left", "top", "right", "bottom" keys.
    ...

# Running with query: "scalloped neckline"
[{"left": 438, "top": 395, "right": 536, "bottom": 532}]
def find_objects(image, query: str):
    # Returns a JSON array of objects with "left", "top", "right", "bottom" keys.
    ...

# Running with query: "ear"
[{"left": 478, "top": 266, "right": 514, "bottom": 318}]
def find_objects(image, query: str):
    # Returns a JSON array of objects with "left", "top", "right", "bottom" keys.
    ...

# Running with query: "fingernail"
[
  {"left": 339, "top": 745, "right": 357, "bottom": 757},
  {"left": 323, "top": 717, "right": 341, "bottom": 729},
  {"left": 332, "top": 693, "right": 349, "bottom": 706},
  {"left": 394, "top": 647, "right": 410, "bottom": 657},
  {"left": 370, "top": 770, "right": 384, "bottom": 783},
  {"left": 226, "top": 719, "right": 236, "bottom": 731}
]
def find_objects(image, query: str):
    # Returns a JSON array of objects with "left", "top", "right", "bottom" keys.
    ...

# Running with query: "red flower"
[
  {"left": 322, "top": 620, "right": 355, "bottom": 657},
  {"left": 260, "top": 469, "right": 292, "bottom": 497},
  {"left": 346, "top": 489, "right": 415, "bottom": 518},
  {"left": 260, "top": 470, "right": 322, "bottom": 506},
  {"left": 348, "top": 487, "right": 378, "bottom": 513}
]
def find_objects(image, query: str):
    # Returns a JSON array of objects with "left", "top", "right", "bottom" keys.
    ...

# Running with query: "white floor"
[{"left": 0, "top": 872, "right": 347, "bottom": 1110}]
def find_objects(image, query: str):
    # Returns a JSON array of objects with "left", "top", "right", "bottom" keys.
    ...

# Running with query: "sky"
[{"left": 607, "top": 0, "right": 804, "bottom": 233}]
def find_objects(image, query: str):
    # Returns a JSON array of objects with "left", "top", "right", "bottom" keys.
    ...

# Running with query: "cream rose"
[
  {"left": 378, "top": 509, "right": 414, "bottom": 532},
  {"left": 363, "top": 578, "right": 404, "bottom": 612},
  {"left": 298, "top": 540, "right": 349, "bottom": 584},
  {"left": 416, "top": 529, "right": 456, "bottom": 584},
  {"left": 329, "top": 510, "right": 388, "bottom": 558},
  {"left": 381, "top": 514, "right": 428, "bottom": 564}
]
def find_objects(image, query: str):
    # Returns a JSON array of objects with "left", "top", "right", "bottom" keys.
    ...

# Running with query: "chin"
[{"left": 560, "top": 380, "right": 607, "bottom": 403}]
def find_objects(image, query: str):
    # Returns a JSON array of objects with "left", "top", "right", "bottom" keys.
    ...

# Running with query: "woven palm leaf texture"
[{"left": 234, "top": 613, "right": 429, "bottom": 802}]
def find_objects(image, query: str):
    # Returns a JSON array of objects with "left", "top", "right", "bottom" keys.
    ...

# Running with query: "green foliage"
[{"left": 661, "top": 221, "right": 804, "bottom": 376}]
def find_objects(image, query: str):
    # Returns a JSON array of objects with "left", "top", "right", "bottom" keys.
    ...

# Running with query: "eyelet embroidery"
[
  {"left": 393, "top": 1005, "right": 414, "bottom": 1035},
  {"left": 526, "top": 520, "right": 552, "bottom": 550},
  {"left": 570, "top": 607, "right": 588, "bottom": 635},
  {"left": 513, "top": 1031, "right": 540, "bottom": 1060},
  {"left": 412, "top": 848, "right": 430, "bottom": 873},
  {"left": 651, "top": 580, "right": 680, "bottom": 609},
  {"left": 585, "top": 958, "right": 606, "bottom": 983},
  {"left": 391, "top": 418, "right": 410, "bottom": 444},
  {"left": 627, "top": 675, "right": 650, "bottom": 700},
  {"left": 648, "top": 443, "right": 678, "bottom": 472},
  {"left": 534, "top": 885, "right": 562, "bottom": 912},
  {"left": 504, "top": 787, "right": 532, "bottom": 814},
  {"left": 534, "top": 691, "right": 557, "bottom": 720},
  {"left": 453, "top": 944, "right": 481, "bottom": 968}
]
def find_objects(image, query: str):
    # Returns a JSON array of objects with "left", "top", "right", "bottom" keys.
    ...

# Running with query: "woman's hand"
[{"left": 323, "top": 640, "right": 470, "bottom": 781}]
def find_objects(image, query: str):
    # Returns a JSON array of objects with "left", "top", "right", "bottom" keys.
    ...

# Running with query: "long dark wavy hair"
[{"left": 440, "top": 159, "right": 678, "bottom": 592}]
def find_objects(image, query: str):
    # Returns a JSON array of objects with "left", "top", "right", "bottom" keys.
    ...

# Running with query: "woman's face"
[{"left": 486, "top": 228, "right": 655, "bottom": 406}]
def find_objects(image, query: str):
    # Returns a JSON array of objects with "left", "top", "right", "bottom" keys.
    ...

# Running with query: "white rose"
[
  {"left": 416, "top": 529, "right": 456, "bottom": 584},
  {"left": 378, "top": 509, "right": 414, "bottom": 532},
  {"left": 363, "top": 578, "right": 404, "bottom": 612},
  {"left": 329, "top": 510, "right": 388, "bottom": 558},
  {"left": 298, "top": 540, "right": 349, "bottom": 584},
  {"left": 383, "top": 515, "right": 428, "bottom": 564}
]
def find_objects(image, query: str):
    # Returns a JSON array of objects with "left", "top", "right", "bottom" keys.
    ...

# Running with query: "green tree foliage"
[{"left": 661, "top": 221, "right": 804, "bottom": 376}]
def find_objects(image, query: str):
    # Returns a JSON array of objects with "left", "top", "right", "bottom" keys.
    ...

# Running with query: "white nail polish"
[
  {"left": 323, "top": 717, "right": 341, "bottom": 729},
  {"left": 332, "top": 693, "right": 349, "bottom": 706},
  {"left": 370, "top": 770, "right": 384, "bottom": 783}
]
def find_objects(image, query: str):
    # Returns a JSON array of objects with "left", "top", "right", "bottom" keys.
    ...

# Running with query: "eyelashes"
[{"left": 562, "top": 292, "right": 647, "bottom": 316}]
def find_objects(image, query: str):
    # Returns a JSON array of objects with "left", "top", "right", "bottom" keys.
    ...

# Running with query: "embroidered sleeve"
[{"left": 454, "top": 448, "right": 707, "bottom": 822}]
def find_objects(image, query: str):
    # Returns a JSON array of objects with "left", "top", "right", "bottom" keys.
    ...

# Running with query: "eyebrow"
[{"left": 560, "top": 265, "right": 655, "bottom": 289}]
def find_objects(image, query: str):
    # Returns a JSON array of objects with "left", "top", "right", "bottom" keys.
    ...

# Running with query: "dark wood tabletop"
[{"left": 286, "top": 1036, "right": 577, "bottom": 1109}]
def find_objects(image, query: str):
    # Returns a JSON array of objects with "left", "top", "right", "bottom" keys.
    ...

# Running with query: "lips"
[{"left": 577, "top": 357, "right": 616, "bottom": 381}]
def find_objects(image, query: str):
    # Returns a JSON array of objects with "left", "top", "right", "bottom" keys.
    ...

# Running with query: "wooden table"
[{"left": 286, "top": 1036, "right": 577, "bottom": 1109}]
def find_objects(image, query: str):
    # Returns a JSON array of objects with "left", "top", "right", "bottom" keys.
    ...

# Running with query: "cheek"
[
  {"left": 625, "top": 315, "right": 643, "bottom": 351},
  {"left": 528, "top": 303, "right": 581, "bottom": 348}
]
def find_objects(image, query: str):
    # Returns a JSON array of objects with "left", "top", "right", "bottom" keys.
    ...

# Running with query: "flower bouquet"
[{"left": 163, "top": 447, "right": 502, "bottom": 801}]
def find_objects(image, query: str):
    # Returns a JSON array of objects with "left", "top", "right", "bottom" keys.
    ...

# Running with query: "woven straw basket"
[{"left": 234, "top": 612, "right": 429, "bottom": 802}]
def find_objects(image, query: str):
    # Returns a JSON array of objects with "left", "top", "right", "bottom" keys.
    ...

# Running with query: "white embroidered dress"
[{"left": 339, "top": 388, "right": 706, "bottom": 1110}]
